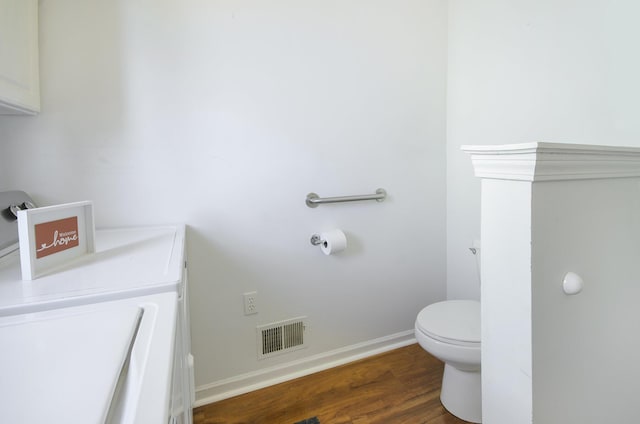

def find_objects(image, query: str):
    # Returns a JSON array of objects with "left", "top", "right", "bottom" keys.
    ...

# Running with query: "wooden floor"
[{"left": 194, "top": 343, "right": 469, "bottom": 424}]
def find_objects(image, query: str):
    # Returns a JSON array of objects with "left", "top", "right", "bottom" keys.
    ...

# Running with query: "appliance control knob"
[
  {"left": 5, "top": 201, "right": 35, "bottom": 219},
  {"left": 8, "top": 204, "right": 22, "bottom": 219}
]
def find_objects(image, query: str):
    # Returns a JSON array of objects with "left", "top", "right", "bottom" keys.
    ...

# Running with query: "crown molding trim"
[{"left": 462, "top": 142, "right": 640, "bottom": 181}]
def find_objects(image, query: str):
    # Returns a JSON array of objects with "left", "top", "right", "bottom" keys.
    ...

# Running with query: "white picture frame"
[{"left": 17, "top": 201, "right": 95, "bottom": 280}]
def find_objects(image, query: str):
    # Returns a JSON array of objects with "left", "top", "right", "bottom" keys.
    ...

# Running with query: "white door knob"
[{"left": 563, "top": 272, "right": 584, "bottom": 295}]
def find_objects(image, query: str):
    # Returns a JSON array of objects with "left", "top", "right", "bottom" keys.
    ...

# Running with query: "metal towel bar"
[{"left": 305, "top": 188, "right": 387, "bottom": 208}]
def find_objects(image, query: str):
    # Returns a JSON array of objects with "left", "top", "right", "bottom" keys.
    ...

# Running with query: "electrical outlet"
[{"left": 243, "top": 291, "right": 258, "bottom": 315}]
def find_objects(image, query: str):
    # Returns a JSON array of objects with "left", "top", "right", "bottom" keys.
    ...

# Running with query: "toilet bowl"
[{"left": 415, "top": 300, "right": 481, "bottom": 423}]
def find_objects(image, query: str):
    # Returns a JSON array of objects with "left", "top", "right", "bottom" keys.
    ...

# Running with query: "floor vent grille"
[{"left": 257, "top": 317, "right": 307, "bottom": 359}]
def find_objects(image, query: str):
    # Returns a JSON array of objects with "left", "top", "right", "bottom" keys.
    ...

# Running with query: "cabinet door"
[{"left": 0, "top": 0, "right": 39, "bottom": 114}]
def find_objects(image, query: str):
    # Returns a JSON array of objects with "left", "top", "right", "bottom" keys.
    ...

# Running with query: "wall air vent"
[{"left": 257, "top": 317, "right": 307, "bottom": 359}]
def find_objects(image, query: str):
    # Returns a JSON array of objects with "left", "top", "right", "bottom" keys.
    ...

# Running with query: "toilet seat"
[{"left": 416, "top": 300, "right": 480, "bottom": 347}]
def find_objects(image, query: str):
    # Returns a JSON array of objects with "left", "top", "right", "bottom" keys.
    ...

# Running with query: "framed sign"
[{"left": 17, "top": 201, "right": 95, "bottom": 280}]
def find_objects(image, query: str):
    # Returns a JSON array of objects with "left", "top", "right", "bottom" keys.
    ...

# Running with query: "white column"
[{"left": 464, "top": 143, "right": 640, "bottom": 424}]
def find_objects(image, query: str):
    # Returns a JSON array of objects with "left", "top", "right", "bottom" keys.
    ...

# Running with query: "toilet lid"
[{"left": 416, "top": 300, "right": 480, "bottom": 344}]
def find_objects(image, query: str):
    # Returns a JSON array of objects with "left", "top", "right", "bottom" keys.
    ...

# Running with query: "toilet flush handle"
[{"left": 562, "top": 272, "right": 584, "bottom": 295}]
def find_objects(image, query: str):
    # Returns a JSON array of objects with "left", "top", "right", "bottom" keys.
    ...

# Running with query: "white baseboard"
[{"left": 194, "top": 330, "right": 417, "bottom": 407}]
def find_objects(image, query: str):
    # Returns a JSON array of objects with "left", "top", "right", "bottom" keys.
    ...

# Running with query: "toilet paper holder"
[
  {"left": 310, "top": 234, "right": 324, "bottom": 246},
  {"left": 310, "top": 229, "right": 348, "bottom": 255}
]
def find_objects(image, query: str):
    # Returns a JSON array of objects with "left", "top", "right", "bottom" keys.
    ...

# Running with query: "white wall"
[
  {"left": 0, "top": 0, "right": 448, "bottom": 402},
  {"left": 446, "top": 0, "right": 640, "bottom": 300}
]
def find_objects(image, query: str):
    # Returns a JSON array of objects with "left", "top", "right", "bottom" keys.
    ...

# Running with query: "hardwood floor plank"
[{"left": 194, "top": 343, "right": 470, "bottom": 424}]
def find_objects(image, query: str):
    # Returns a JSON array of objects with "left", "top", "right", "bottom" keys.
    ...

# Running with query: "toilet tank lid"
[{"left": 416, "top": 300, "right": 480, "bottom": 343}]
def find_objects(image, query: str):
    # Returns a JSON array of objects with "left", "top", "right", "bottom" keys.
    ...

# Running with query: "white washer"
[
  {"left": 0, "top": 191, "right": 194, "bottom": 424},
  {"left": 1, "top": 292, "right": 177, "bottom": 423}
]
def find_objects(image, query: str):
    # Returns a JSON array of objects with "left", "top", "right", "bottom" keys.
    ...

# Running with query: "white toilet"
[{"left": 415, "top": 299, "right": 481, "bottom": 423}]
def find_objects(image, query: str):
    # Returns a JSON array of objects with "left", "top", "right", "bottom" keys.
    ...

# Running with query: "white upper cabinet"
[{"left": 0, "top": 0, "right": 39, "bottom": 114}]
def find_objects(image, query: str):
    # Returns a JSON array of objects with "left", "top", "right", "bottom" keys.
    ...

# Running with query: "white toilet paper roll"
[{"left": 320, "top": 229, "right": 347, "bottom": 255}]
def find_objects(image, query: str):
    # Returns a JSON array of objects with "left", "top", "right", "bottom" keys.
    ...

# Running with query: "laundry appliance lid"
[
  {"left": 0, "top": 304, "right": 142, "bottom": 423},
  {"left": 416, "top": 300, "right": 480, "bottom": 344},
  {"left": 0, "top": 225, "right": 185, "bottom": 315},
  {"left": 0, "top": 292, "right": 177, "bottom": 424}
]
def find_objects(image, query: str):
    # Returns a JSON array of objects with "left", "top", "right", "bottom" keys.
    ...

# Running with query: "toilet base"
[{"left": 440, "top": 363, "right": 482, "bottom": 423}]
